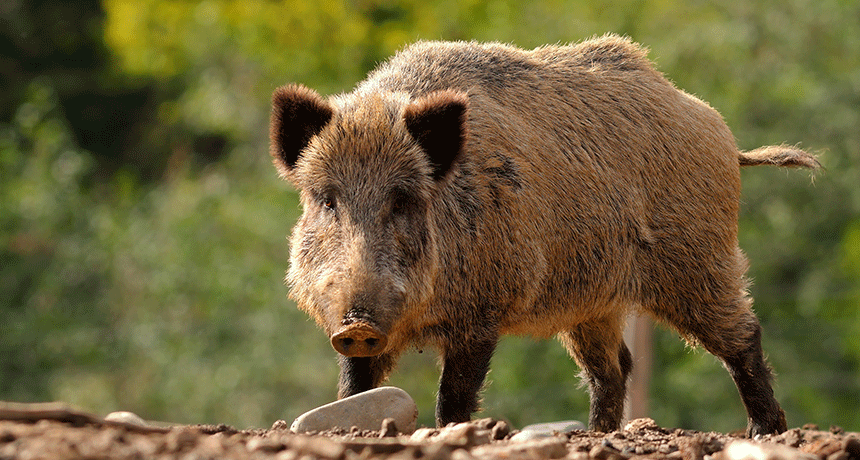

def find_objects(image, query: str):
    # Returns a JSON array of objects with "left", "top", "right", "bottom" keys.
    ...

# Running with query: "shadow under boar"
[{"left": 269, "top": 35, "right": 819, "bottom": 436}]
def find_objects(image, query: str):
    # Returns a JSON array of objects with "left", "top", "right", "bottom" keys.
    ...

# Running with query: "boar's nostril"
[{"left": 331, "top": 323, "right": 388, "bottom": 357}]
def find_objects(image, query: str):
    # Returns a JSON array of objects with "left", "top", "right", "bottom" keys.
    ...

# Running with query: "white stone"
[
  {"left": 104, "top": 411, "right": 148, "bottom": 427},
  {"left": 723, "top": 440, "right": 818, "bottom": 460},
  {"left": 290, "top": 386, "right": 417, "bottom": 434},
  {"left": 509, "top": 420, "right": 584, "bottom": 442}
]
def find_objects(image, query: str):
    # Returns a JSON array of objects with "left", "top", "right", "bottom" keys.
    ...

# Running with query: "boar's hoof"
[{"left": 331, "top": 323, "right": 388, "bottom": 357}]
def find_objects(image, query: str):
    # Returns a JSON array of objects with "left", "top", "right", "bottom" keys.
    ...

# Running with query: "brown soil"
[{"left": 1, "top": 403, "right": 858, "bottom": 460}]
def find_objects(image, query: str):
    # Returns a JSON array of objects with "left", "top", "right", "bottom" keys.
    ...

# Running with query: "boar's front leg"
[
  {"left": 337, "top": 354, "right": 395, "bottom": 399},
  {"left": 436, "top": 336, "right": 498, "bottom": 427}
]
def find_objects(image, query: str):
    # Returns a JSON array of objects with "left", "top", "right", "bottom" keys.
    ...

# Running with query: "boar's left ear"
[
  {"left": 270, "top": 84, "right": 334, "bottom": 176},
  {"left": 403, "top": 90, "right": 469, "bottom": 181}
]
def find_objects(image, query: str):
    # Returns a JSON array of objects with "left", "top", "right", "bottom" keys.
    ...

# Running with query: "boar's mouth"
[{"left": 330, "top": 322, "right": 388, "bottom": 357}]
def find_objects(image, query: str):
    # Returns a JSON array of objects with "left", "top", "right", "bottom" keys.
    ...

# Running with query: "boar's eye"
[
  {"left": 322, "top": 194, "right": 337, "bottom": 211},
  {"left": 390, "top": 189, "right": 413, "bottom": 214}
]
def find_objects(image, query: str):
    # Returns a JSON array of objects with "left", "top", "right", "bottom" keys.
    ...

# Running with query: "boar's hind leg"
[
  {"left": 723, "top": 321, "right": 787, "bottom": 437},
  {"left": 436, "top": 337, "right": 497, "bottom": 427},
  {"left": 337, "top": 354, "right": 395, "bottom": 399},
  {"left": 559, "top": 314, "right": 632, "bottom": 433},
  {"left": 649, "top": 298, "right": 787, "bottom": 437}
]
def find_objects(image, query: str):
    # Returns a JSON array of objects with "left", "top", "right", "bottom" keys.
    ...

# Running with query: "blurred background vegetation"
[{"left": 2, "top": 0, "right": 859, "bottom": 432}]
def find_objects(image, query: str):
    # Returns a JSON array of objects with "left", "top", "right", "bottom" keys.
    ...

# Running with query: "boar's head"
[{"left": 270, "top": 84, "right": 468, "bottom": 357}]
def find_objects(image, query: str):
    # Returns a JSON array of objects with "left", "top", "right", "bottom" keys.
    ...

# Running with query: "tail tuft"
[{"left": 739, "top": 145, "right": 821, "bottom": 169}]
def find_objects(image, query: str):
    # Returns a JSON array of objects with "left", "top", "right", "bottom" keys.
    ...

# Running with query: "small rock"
[
  {"left": 197, "top": 433, "right": 231, "bottom": 457},
  {"left": 473, "top": 418, "right": 497, "bottom": 430},
  {"left": 421, "top": 443, "right": 454, "bottom": 460},
  {"left": 411, "top": 427, "right": 437, "bottom": 442},
  {"left": 290, "top": 386, "right": 417, "bottom": 434},
  {"left": 246, "top": 437, "right": 284, "bottom": 453},
  {"left": 781, "top": 428, "right": 803, "bottom": 448},
  {"left": 624, "top": 418, "right": 662, "bottom": 433},
  {"left": 724, "top": 440, "right": 818, "bottom": 460},
  {"left": 801, "top": 438, "right": 844, "bottom": 458},
  {"left": 380, "top": 418, "right": 399, "bottom": 438},
  {"left": 164, "top": 427, "right": 200, "bottom": 453},
  {"left": 490, "top": 421, "right": 510, "bottom": 440},
  {"left": 451, "top": 449, "right": 476, "bottom": 460},
  {"left": 509, "top": 420, "right": 584, "bottom": 442},
  {"left": 288, "top": 434, "right": 347, "bottom": 459},
  {"left": 104, "top": 411, "right": 148, "bottom": 428},
  {"left": 0, "top": 430, "right": 16, "bottom": 443},
  {"left": 470, "top": 418, "right": 512, "bottom": 438},
  {"left": 844, "top": 436, "right": 860, "bottom": 457},
  {"left": 657, "top": 444, "right": 678, "bottom": 455},
  {"left": 508, "top": 430, "right": 534, "bottom": 442},
  {"left": 524, "top": 438, "right": 569, "bottom": 459},
  {"left": 271, "top": 419, "right": 290, "bottom": 431},
  {"left": 590, "top": 442, "right": 626, "bottom": 460},
  {"left": 473, "top": 438, "right": 568, "bottom": 460},
  {"left": 435, "top": 423, "right": 491, "bottom": 447}
]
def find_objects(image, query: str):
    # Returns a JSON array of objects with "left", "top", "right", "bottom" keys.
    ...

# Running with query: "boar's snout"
[{"left": 331, "top": 323, "right": 388, "bottom": 357}]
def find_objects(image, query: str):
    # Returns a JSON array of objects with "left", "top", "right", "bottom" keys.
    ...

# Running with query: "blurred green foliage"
[{"left": 2, "top": 0, "right": 858, "bottom": 432}]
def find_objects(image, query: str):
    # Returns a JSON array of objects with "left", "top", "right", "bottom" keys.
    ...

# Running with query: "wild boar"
[{"left": 269, "top": 34, "right": 818, "bottom": 436}]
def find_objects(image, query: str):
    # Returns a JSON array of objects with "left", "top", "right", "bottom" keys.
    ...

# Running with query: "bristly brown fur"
[{"left": 270, "top": 34, "right": 814, "bottom": 437}]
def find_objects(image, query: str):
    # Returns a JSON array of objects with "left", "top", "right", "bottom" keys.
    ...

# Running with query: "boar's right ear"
[
  {"left": 270, "top": 84, "right": 334, "bottom": 176},
  {"left": 403, "top": 90, "right": 469, "bottom": 181}
]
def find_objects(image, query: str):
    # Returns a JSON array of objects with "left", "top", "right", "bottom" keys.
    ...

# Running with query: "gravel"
[{"left": 1, "top": 402, "right": 858, "bottom": 460}]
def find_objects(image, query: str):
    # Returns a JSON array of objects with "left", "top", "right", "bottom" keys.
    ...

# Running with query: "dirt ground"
[{"left": 1, "top": 403, "right": 858, "bottom": 460}]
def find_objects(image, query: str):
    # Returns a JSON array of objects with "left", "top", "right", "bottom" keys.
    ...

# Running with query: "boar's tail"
[{"left": 739, "top": 145, "right": 821, "bottom": 169}]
